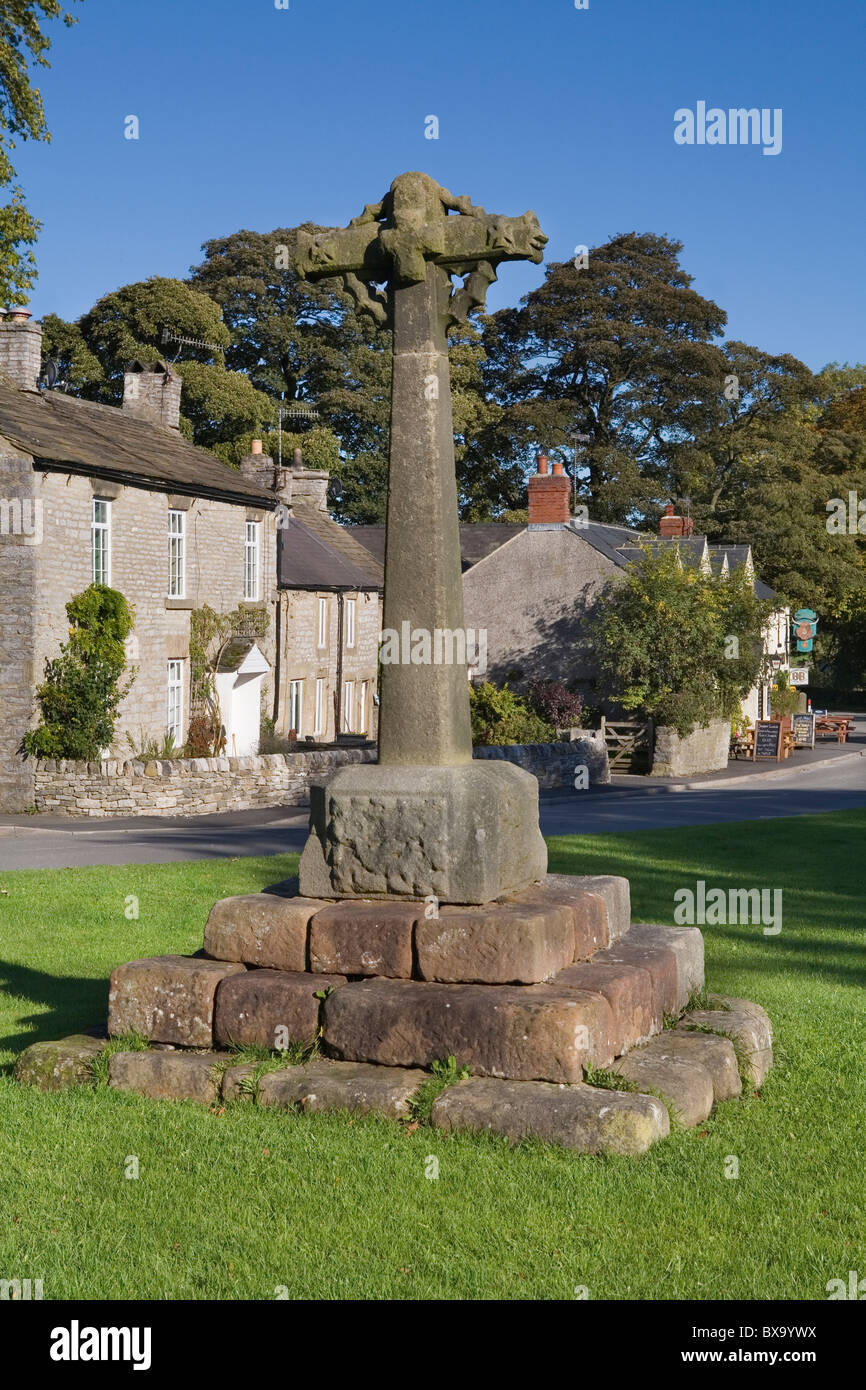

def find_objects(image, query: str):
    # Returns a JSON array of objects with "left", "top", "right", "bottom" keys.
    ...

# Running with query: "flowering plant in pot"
[{"left": 770, "top": 672, "right": 800, "bottom": 725}]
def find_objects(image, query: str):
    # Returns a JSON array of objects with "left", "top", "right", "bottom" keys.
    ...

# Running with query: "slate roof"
[
  {"left": 292, "top": 500, "right": 383, "bottom": 585},
  {"left": 0, "top": 376, "right": 276, "bottom": 508},
  {"left": 279, "top": 502, "right": 383, "bottom": 590},
  {"left": 350, "top": 519, "right": 646, "bottom": 573},
  {"left": 754, "top": 578, "right": 777, "bottom": 602},
  {"left": 341, "top": 517, "right": 782, "bottom": 602},
  {"left": 348, "top": 524, "right": 386, "bottom": 567}
]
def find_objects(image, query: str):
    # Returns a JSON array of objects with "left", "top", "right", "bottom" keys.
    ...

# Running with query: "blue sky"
[{"left": 13, "top": 0, "right": 865, "bottom": 371}]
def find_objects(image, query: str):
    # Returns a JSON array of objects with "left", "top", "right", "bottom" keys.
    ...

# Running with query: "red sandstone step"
[
  {"left": 541, "top": 960, "right": 659, "bottom": 1056},
  {"left": 201, "top": 873, "right": 633, "bottom": 986},
  {"left": 108, "top": 955, "right": 245, "bottom": 1048},
  {"left": 203, "top": 892, "right": 329, "bottom": 972},
  {"left": 214, "top": 968, "right": 347, "bottom": 1049},
  {"left": 321, "top": 976, "right": 615, "bottom": 1082},
  {"left": 310, "top": 901, "right": 418, "bottom": 978},
  {"left": 416, "top": 899, "right": 575, "bottom": 984},
  {"left": 508, "top": 873, "right": 630, "bottom": 958},
  {"left": 591, "top": 924, "right": 704, "bottom": 1018}
]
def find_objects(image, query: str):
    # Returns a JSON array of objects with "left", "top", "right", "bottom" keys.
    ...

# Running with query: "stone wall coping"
[{"left": 33, "top": 747, "right": 378, "bottom": 779}]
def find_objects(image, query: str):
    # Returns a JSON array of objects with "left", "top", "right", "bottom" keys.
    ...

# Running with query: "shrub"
[
  {"left": 24, "top": 586, "right": 135, "bottom": 760},
  {"left": 469, "top": 681, "right": 554, "bottom": 746},
  {"left": 590, "top": 542, "right": 772, "bottom": 739},
  {"left": 527, "top": 679, "right": 583, "bottom": 729}
]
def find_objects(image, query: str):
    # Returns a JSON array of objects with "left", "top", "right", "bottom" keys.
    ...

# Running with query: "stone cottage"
[
  {"left": 352, "top": 456, "right": 788, "bottom": 723},
  {"left": 238, "top": 445, "right": 383, "bottom": 745},
  {"left": 0, "top": 311, "right": 279, "bottom": 811}
]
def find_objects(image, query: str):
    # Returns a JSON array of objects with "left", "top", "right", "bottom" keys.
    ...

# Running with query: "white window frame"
[
  {"left": 317, "top": 597, "right": 328, "bottom": 649},
  {"left": 343, "top": 679, "right": 355, "bottom": 733},
  {"left": 313, "top": 678, "right": 325, "bottom": 736},
  {"left": 358, "top": 680, "right": 367, "bottom": 734},
  {"left": 92, "top": 499, "right": 111, "bottom": 586},
  {"left": 167, "top": 660, "right": 184, "bottom": 745},
  {"left": 289, "top": 680, "right": 303, "bottom": 736},
  {"left": 244, "top": 520, "right": 260, "bottom": 601},
  {"left": 168, "top": 509, "right": 185, "bottom": 598},
  {"left": 345, "top": 597, "right": 356, "bottom": 649}
]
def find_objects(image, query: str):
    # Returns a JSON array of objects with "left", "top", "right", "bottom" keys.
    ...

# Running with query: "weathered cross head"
[{"left": 294, "top": 171, "right": 547, "bottom": 326}]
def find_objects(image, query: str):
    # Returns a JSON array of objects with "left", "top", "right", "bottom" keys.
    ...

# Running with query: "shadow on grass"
[{"left": 0, "top": 959, "right": 107, "bottom": 1065}]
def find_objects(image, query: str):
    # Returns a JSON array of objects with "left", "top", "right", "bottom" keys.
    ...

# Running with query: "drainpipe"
[{"left": 335, "top": 591, "right": 345, "bottom": 738}]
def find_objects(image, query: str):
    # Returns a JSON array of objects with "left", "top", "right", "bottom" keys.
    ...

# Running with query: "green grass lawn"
[{"left": 1, "top": 813, "right": 864, "bottom": 1301}]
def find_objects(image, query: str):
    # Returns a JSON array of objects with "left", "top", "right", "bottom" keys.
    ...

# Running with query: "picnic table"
[{"left": 815, "top": 716, "right": 853, "bottom": 743}]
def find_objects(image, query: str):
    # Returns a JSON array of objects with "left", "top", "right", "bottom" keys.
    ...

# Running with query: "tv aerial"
[
  {"left": 276, "top": 401, "right": 320, "bottom": 470},
  {"left": 160, "top": 326, "right": 225, "bottom": 364}
]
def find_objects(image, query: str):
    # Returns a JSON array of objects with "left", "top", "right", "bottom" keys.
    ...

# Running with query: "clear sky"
[{"left": 13, "top": 0, "right": 865, "bottom": 371}]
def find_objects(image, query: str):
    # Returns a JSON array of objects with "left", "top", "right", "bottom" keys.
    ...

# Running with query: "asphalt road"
[{"left": 0, "top": 747, "right": 863, "bottom": 870}]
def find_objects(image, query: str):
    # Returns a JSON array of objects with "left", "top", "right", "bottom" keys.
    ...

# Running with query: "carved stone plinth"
[{"left": 298, "top": 761, "right": 548, "bottom": 904}]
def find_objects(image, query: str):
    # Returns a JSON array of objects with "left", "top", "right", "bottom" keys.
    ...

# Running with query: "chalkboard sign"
[
  {"left": 792, "top": 713, "right": 816, "bottom": 749},
  {"left": 753, "top": 720, "right": 782, "bottom": 759}
]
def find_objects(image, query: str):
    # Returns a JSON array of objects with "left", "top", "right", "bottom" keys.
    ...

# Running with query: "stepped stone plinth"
[{"left": 18, "top": 873, "right": 773, "bottom": 1152}]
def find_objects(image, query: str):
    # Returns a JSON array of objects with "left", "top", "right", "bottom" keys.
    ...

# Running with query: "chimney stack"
[
  {"left": 659, "top": 502, "right": 694, "bottom": 538},
  {"left": 528, "top": 452, "right": 571, "bottom": 525},
  {"left": 288, "top": 446, "right": 329, "bottom": 512},
  {"left": 239, "top": 439, "right": 291, "bottom": 499},
  {"left": 0, "top": 309, "right": 43, "bottom": 391},
  {"left": 122, "top": 359, "right": 182, "bottom": 431}
]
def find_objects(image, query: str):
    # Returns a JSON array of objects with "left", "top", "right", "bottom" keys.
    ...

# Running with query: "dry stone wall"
[
  {"left": 474, "top": 734, "right": 610, "bottom": 788},
  {"left": 30, "top": 737, "right": 605, "bottom": 817},
  {"left": 33, "top": 748, "right": 376, "bottom": 817}
]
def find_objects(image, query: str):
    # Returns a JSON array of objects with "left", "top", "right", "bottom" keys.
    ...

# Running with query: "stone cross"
[
  {"left": 295, "top": 172, "right": 547, "bottom": 767},
  {"left": 296, "top": 173, "right": 548, "bottom": 903}
]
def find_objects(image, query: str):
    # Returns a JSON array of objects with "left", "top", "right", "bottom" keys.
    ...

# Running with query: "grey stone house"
[
  {"left": 352, "top": 457, "right": 786, "bottom": 720},
  {"left": 0, "top": 311, "right": 279, "bottom": 811},
  {"left": 239, "top": 443, "right": 383, "bottom": 744}
]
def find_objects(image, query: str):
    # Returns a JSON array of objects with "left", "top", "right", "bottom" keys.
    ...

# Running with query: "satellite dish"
[{"left": 40, "top": 359, "right": 60, "bottom": 390}]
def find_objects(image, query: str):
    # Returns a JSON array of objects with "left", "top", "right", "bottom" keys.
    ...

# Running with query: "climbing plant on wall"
[{"left": 24, "top": 585, "right": 135, "bottom": 760}]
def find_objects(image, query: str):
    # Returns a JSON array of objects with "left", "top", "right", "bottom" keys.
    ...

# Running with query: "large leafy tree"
[
  {"left": 0, "top": 1, "right": 79, "bottom": 303},
  {"left": 478, "top": 232, "right": 729, "bottom": 523},
  {"left": 189, "top": 227, "right": 497, "bottom": 522},
  {"left": 677, "top": 346, "right": 866, "bottom": 623},
  {"left": 42, "top": 277, "right": 275, "bottom": 463},
  {"left": 189, "top": 228, "right": 389, "bottom": 516}
]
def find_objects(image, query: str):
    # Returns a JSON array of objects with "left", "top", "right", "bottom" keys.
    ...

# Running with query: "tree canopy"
[
  {"left": 0, "top": 0, "right": 79, "bottom": 304},
  {"left": 478, "top": 232, "right": 729, "bottom": 522},
  {"left": 42, "top": 277, "right": 275, "bottom": 464}
]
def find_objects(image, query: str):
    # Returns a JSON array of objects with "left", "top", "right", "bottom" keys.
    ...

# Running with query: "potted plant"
[{"left": 769, "top": 672, "right": 800, "bottom": 730}]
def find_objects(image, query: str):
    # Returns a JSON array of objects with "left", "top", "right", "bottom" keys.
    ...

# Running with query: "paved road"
[
  {"left": 0, "top": 746, "right": 863, "bottom": 870},
  {"left": 541, "top": 747, "right": 866, "bottom": 835}
]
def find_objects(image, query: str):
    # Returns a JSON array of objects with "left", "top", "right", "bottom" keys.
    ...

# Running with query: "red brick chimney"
[
  {"left": 528, "top": 453, "right": 571, "bottom": 525},
  {"left": 659, "top": 502, "right": 693, "bottom": 538}
]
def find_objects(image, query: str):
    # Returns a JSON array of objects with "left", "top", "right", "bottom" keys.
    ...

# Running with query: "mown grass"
[{"left": 0, "top": 814, "right": 864, "bottom": 1301}]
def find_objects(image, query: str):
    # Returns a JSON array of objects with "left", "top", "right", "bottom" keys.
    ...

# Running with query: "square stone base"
[{"left": 298, "top": 761, "right": 548, "bottom": 905}]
